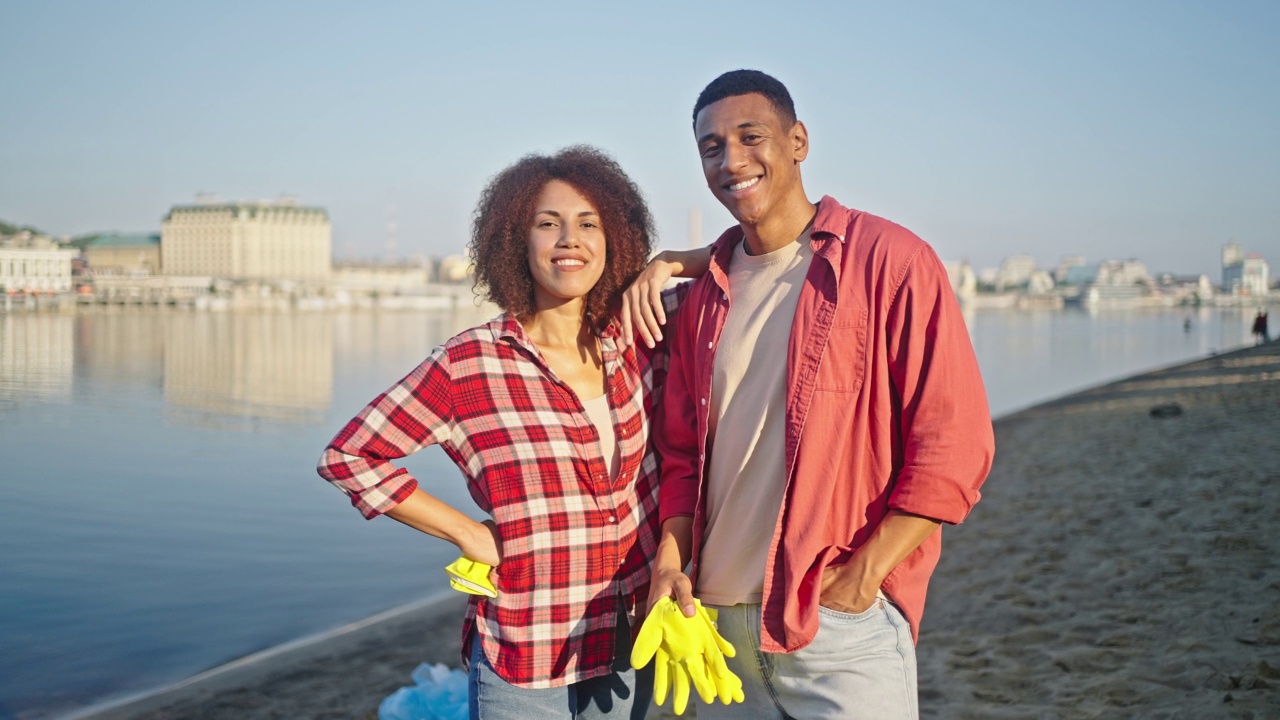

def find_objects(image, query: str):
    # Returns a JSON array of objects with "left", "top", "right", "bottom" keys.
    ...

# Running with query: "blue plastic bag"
[{"left": 377, "top": 662, "right": 469, "bottom": 720}]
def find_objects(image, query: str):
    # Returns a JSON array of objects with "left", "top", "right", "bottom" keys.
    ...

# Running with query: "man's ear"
[{"left": 791, "top": 120, "right": 810, "bottom": 163}]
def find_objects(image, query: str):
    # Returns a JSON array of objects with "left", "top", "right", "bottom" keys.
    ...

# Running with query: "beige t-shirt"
[
  {"left": 697, "top": 230, "right": 815, "bottom": 605},
  {"left": 582, "top": 393, "right": 620, "bottom": 480}
]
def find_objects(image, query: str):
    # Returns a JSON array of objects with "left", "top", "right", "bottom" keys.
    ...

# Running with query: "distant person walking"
[{"left": 1253, "top": 309, "right": 1270, "bottom": 344}]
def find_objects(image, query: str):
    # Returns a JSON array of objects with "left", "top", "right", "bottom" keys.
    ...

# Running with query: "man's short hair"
[{"left": 692, "top": 69, "right": 797, "bottom": 128}]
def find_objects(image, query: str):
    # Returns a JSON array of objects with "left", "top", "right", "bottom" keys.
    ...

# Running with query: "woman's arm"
[
  {"left": 385, "top": 489, "right": 502, "bottom": 566},
  {"left": 620, "top": 247, "right": 712, "bottom": 349}
]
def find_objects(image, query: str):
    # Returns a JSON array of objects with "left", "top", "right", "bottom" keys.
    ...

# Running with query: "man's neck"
[{"left": 741, "top": 197, "right": 818, "bottom": 256}]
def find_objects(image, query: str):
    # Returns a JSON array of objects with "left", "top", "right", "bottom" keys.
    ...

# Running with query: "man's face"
[{"left": 694, "top": 93, "right": 808, "bottom": 226}]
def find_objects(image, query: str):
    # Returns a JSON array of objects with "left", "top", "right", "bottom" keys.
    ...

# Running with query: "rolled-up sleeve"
[
  {"left": 656, "top": 285, "right": 701, "bottom": 523},
  {"left": 884, "top": 245, "right": 994, "bottom": 525},
  {"left": 317, "top": 345, "right": 454, "bottom": 519}
]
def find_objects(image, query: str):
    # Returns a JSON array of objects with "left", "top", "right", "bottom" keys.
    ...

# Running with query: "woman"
[{"left": 317, "top": 146, "right": 707, "bottom": 719}]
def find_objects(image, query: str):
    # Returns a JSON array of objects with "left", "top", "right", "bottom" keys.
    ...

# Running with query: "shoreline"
[
  {"left": 65, "top": 592, "right": 470, "bottom": 720},
  {"left": 66, "top": 341, "right": 1280, "bottom": 719}
]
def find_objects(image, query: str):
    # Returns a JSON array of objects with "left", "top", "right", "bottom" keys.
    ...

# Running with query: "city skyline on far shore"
[
  {"left": 2, "top": 1, "right": 1277, "bottom": 278},
  {"left": 4, "top": 201, "right": 1269, "bottom": 285}
]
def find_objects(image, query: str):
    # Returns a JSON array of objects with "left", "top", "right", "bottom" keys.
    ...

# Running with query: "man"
[{"left": 648, "top": 69, "right": 995, "bottom": 718}]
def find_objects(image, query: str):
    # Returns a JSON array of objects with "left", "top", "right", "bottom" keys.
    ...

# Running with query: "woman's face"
[{"left": 526, "top": 179, "right": 607, "bottom": 313}]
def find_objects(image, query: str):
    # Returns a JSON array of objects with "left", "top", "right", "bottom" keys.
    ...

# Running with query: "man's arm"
[
  {"left": 648, "top": 275, "right": 706, "bottom": 617},
  {"left": 649, "top": 516, "right": 697, "bottom": 616},
  {"left": 820, "top": 243, "right": 994, "bottom": 613},
  {"left": 820, "top": 510, "right": 938, "bottom": 613}
]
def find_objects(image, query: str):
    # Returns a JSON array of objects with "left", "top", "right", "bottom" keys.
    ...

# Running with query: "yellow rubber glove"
[
  {"left": 444, "top": 556, "right": 497, "bottom": 598},
  {"left": 655, "top": 643, "right": 692, "bottom": 715},
  {"left": 696, "top": 604, "right": 745, "bottom": 705},
  {"left": 631, "top": 597, "right": 744, "bottom": 714}
]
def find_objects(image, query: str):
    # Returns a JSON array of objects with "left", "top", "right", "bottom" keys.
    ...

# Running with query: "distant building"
[
  {"left": 1094, "top": 259, "right": 1151, "bottom": 286},
  {"left": 1053, "top": 255, "right": 1088, "bottom": 284},
  {"left": 0, "top": 232, "right": 77, "bottom": 294},
  {"left": 1221, "top": 243, "right": 1269, "bottom": 296},
  {"left": 332, "top": 259, "right": 433, "bottom": 292},
  {"left": 161, "top": 199, "right": 331, "bottom": 280},
  {"left": 1027, "top": 270, "right": 1055, "bottom": 294},
  {"left": 941, "top": 260, "right": 977, "bottom": 298},
  {"left": 438, "top": 254, "right": 472, "bottom": 283},
  {"left": 83, "top": 233, "right": 161, "bottom": 276},
  {"left": 1062, "top": 264, "right": 1098, "bottom": 286},
  {"left": 1156, "top": 273, "right": 1215, "bottom": 304},
  {"left": 1221, "top": 242, "right": 1244, "bottom": 285},
  {"left": 995, "top": 255, "right": 1037, "bottom": 291},
  {"left": 1078, "top": 259, "right": 1154, "bottom": 308}
]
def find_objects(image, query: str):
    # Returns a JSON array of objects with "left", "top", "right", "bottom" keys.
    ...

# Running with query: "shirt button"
[
  {"left": 608, "top": 515, "right": 617, "bottom": 523},
  {"left": 722, "top": 293, "right": 727, "bottom": 300},
  {"left": 701, "top": 398, "right": 706, "bottom": 406},
  {"left": 707, "top": 341, "right": 713, "bottom": 349}
]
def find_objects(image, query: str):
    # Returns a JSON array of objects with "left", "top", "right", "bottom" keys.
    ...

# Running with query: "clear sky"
[{"left": 1, "top": 0, "right": 1277, "bottom": 276}]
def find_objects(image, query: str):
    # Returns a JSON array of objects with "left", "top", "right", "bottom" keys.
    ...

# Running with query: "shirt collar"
[
  {"left": 707, "top": 195, "right": 852, "bottom": 281},
  {"left": 811, "top": 195, "right": 852, "bottom": 243},
  {"left": 489, "top": 313, "right": 620, "bottom": 368}
]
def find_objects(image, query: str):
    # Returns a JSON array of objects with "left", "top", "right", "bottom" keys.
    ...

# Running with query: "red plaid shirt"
[{"left": 318, "top": 293, "right": 681, "bottom": 688}]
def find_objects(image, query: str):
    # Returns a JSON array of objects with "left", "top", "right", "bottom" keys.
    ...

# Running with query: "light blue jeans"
[
  {"left": 467, "top": 619, "right": 653, "bottom": 720},
  {"left": 700, "top": 599, "right": 918, "bottom": 720}
]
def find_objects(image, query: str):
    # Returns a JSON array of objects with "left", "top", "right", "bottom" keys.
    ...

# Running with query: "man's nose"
[{"left": 722, "top": 141, "right": 748, "bottom": 173}]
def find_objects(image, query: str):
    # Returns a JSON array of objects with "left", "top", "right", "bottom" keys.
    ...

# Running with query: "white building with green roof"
[
  {"left": 83, "top": 233, "right": 161, "bottom": 276},
  {"left": 161, "top": 200, "right": 331, "bottom": 280}
]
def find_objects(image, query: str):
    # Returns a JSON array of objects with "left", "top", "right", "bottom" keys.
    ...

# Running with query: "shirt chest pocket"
[{"left": 814, "top": 307, "right": 868, "bottom": 394}]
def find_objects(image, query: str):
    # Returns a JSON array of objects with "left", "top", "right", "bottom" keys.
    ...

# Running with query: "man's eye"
[
  {"left": 700, "top": 145, "right": 721, "bottom": 158},
  {"left": 743, "top": 134, "right": 762, "bottom": 142}
]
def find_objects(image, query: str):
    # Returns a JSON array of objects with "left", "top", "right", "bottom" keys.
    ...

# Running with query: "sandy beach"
[
  {"left": 74, "top": 341, "right": 1280, "bottom": 719},
  {"left": 918, "top": 340, "right": 1280, "bottom": 718}
]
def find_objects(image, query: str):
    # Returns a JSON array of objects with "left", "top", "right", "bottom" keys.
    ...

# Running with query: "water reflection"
[
  {"left": 1, "top": 305, "right": 502, "bottom": 429},
  {"left": 0, "top": 304, "right": 1260, "bottom": 425},
  {"left": 0, "top": 313, "right": 73, "bottom": 402},
  {"left": 163, "top": 313, "right": 333, "bottom": 428},
  {"left": 75, "top": 312, "right": 165, "bottom": 391}
]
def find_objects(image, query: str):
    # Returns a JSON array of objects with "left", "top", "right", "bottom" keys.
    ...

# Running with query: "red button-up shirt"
[
  {"left": 318, "top": 306, "right": 677, "bottom": 687},
  {"left": 658, "top": 196, "right": 994, "bottom": 651}
]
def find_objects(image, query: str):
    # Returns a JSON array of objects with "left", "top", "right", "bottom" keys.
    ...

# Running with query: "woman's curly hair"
[{"left": 468, "top": 145, "right": 655, "bottom": 332}]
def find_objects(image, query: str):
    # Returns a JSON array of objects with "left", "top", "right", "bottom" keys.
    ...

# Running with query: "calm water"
[{"left": 0, "top": 304, "right": 1259, "bottom": 718}]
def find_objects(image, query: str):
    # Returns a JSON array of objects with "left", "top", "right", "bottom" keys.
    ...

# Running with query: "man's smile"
[{"left": 726, "top": 177, "right": 761, "bottom": 192}]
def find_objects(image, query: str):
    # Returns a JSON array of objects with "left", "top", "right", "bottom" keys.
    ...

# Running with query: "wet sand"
[{"left": 76, "top": 342, "right": 1280, "bottom": 719}]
